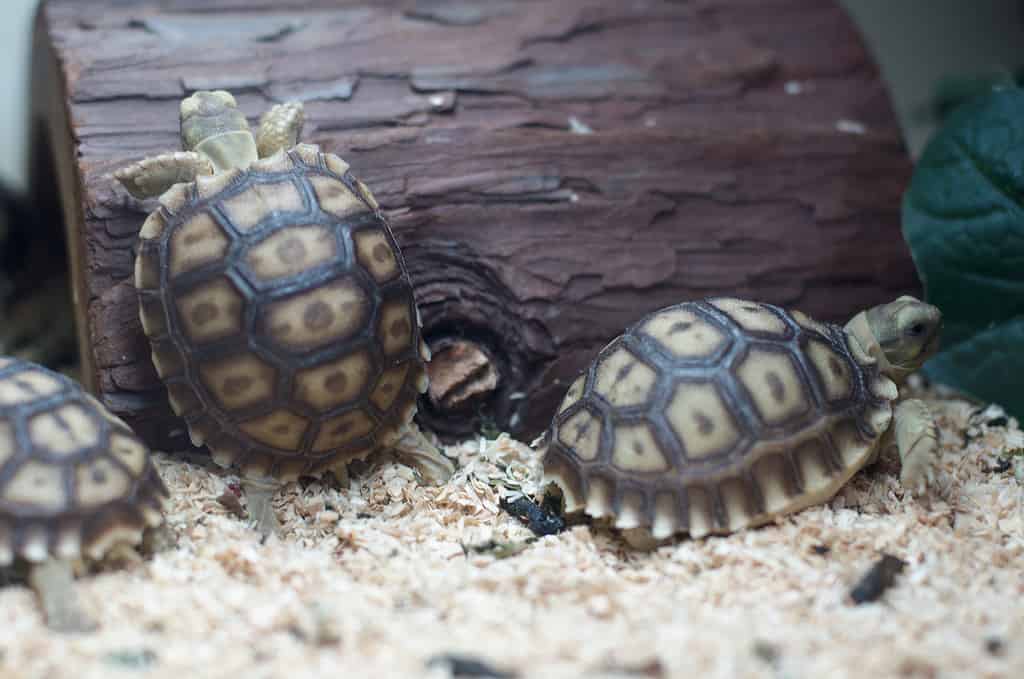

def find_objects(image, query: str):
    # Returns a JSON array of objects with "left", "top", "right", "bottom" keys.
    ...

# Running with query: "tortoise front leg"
[
  {"left": 241, "top": 476, "right": 282, "bottom": 537},
  {"left": 29, "top": 559, "right": 97, "bottom": 633},
  {"left": 391, "top": 424, "right": 455, "bottom": 485},
  {"left": 256, "top": 102, "right": 305, "bottom": 158},
  {"left": 114, "top": 152, "right": 214, "bottom": 199},
  {"left": 893, "top": 398, "right": 940, "bottom": 495},
  {"left": 618, "top": 527, "right": 663, "bottom": 551}
]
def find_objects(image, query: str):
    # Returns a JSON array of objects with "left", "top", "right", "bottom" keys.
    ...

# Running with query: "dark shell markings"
[
  {"left": 542, "top": 298, "right": 897, "bottom": 540},
  {"left": 134, "top": 145, "right": 431, "bottom": 482},
  {"left": 0, "top": 357, "right": 167, "bottom": 565}
]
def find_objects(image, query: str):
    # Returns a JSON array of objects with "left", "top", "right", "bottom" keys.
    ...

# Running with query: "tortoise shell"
[
  {"left": 134, "top": 144, "right": 429, "bottom": 482},
  {"left": 542, "top": 298, "right": 899, "bottom": 540},
  {"left": 0, "top": 357, "right": 167, "bottom": 565}
]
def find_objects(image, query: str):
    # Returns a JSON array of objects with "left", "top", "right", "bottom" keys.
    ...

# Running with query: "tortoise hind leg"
[
  {"left": 241, "top": 477, "right": 282, "bottom": 537},
  {"left": 391, "top": 425, "right": 455, "bottom": 485},
  {"left": 256, "top": 102, "right": 305, "bottom": 158},
  {"left": 893, "top": 398, "right": 940, "bottom": 495},
  {"left": 28, "top": 559, "right": 97, "bottom": 633},
  {"left": 114, "top": 152, "right": 214, "bottom": 199}
]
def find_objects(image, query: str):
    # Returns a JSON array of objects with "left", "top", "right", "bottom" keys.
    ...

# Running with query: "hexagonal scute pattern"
[
  {"left": 168, "top": 212, "right": 230, "bottom": 278},
  {"left": 246, "top": 225, "right": 338, "bottom": 282},
  {"left": 593, "top": 347, "right": 657, "bottom": 408},
  {"left": 805, "top": 338, "right": 854, "bottom": 403},
  {"left": 293, "top": 350, "right": 374, "bottom": 413},
  {"left": 557, "top": 376, "right": 586, "bottom": 415},
  {"left": 313, "top": 409, "right": 376, "bottom": 452},
  {"left": 195, "top": 168, "right": 242, "bottom": 200},
  {"left": 540, "top": 296, "right": 891, "bottom": 540},
  {"left": 556, "top": 408, "right": 602, "bottom": 461},
  {"left": 377, "top": 301, "right": 413, "bottom": 357},
  {"left": 794, "top": 438, "right": 836, "bottom": 495},
  {"left": 790, "top": 309, "right": 832, "bottom": 338},
  {"left": 3, "top": 461, "right": 65, "bottom": 511},
  {"left": 109, "top": 432, "right": 148, "bottom": 476},
  {"left": 75, "top": 457, "right": 132, "bottom": 509},
  {"left": 220, "top": 180, "right": 305, "bottom": 231},
  {"left": 735, "top": 348, "right": 810, "bottom": 426},
  {"left": 175, "top": 278, "right": 245, "bottom": 344},
  {"left": 322, "top": 152, "right": 351, "bottom": 177},
  {"left": 28, "top": 403, "right": 101, "bottom": 458},
  {"left": 0, "top": 359, "right": 166, "bottom": 553},
  {"left": 641, "top": 307, "right": 729, "bottom": 359},
  {"left": 353, "top": 228, "right": 400, "bottom": 283},
  {"left": 263, "top": 278, "right": 369, "bottom": 352},
  {"left": 369, "top": 365, "right": 409, "bottom": 413},
  {"left": 666, "top": 381, "right": 742, "bottom": 460},
  {"left": 710, "top": 298, "right": 789, "bottom": 337},
  {"left": 199, "top": 353, "right": 277, "bottom": 411},
  {"left": 239, "top": 410, "right": 310, "bottom": 450},
  {"left": 309, "top": 176, "right": 370, "bottom": 219},
  {"left": 0, "top": 368, "right": 64, "bottom": 406},
  {"left": 611, "top": 423, "right": 669, "bottom": 472},
  {"left": 752, "top": 453, "right": 794, "bottom": 515},
  {"left": 132, "top": 164, "right": 428, "bottom": 473}
]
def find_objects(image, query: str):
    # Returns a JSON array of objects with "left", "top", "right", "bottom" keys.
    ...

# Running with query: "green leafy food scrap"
[{"left": 902, "top": 87, "right": 1024, "bottom": 416}]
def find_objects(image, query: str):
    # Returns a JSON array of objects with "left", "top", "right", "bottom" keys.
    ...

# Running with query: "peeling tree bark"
[
  {"left": 427, "top": 340, "right": 500, "bottom": 413},
  {"left": 36, "top": 0, "right": 918, "bottom": 449}
]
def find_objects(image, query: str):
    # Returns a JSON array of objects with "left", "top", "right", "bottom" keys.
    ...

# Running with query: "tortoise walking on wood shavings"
[
  {"left": 114, "top": 91, "right": 453, "bottom": 535},
  {"left": 540, "top": 296, "right": 942, "bottom": 548},
  {"left": 0, "top": 357, "right": 168, "bottom": 631}
]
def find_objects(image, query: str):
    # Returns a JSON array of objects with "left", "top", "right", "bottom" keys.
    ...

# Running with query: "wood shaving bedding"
[{"left": 0, "top": 395, "right": 1021, "bottom": 679}]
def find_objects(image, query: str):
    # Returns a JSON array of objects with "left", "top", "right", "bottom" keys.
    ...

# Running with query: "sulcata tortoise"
[
  {"left": 0, "top": 357, "right": 168, "bottom": 631},
  {"left": 115, "top": 91, "right": 453, "bottom": 534},
  {"left": 540, "top": 296, "right": 942, "bottom": 547}
]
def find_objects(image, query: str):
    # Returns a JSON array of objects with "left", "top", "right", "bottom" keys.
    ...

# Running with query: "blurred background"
[{"left": 0, "top": 0, "right": 39, "bottom": 193}]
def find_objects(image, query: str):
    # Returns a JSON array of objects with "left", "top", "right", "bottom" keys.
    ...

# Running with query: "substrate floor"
[{"left": 1, "top": 394, "right": 1021, "bottom": 679}]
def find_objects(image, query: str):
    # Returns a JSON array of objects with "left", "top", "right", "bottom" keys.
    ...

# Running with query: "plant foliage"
[{"left": 903, "top": 88, "right": 1024, "bottom": 415}]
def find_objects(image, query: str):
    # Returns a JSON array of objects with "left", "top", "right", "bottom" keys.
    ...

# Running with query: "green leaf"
[
  {"left": 924, "top": 317, "right": 1024, "bottom": 408},
  {"left": 902, "top": 87, "right": 1024, "bottom": 415}
]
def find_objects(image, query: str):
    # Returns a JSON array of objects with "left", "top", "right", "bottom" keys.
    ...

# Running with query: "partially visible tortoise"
[
  {"left": 115, "top": 91, "right": 453, "bottom": 534},
  {"left": 540, "top": 296, "right": 942, "bottom": 546},
  {"left": 0, "top": 357, "right": 168, "bottom": 631}
]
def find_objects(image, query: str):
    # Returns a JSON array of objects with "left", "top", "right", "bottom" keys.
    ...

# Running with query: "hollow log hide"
[{"left": 34, "top": 0, "right": 918, "bottom": 448}]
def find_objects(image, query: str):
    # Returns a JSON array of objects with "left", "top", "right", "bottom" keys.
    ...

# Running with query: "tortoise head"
[
  {"left": 846, "top": 296, "right": 942, "bottom": 381},
  {"left": 179, "top": 90, "right": 258, "bottom": 171}
]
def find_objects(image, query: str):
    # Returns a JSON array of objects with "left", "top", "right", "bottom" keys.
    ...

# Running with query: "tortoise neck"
[
  {"left": 844, "top": 311, "right": 912, "bottom": 386},
  {"left": 195, "top": 131, "right": 258, "bottom": 172}
]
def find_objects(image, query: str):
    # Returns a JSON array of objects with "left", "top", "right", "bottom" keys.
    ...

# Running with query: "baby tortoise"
[
  {"left": 115, "top": 91, "right": 453, "bottom": 534},
  {"left": 540, "top": 296, "right": 942, "bottom": 547},
  {"left": 0, "top": 357, "right": 168, "bottom": 631}
]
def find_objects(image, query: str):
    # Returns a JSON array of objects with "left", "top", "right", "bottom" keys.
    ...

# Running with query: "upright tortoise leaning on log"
[
  {"left": 0, "top": 357, "right": 168, "bottom": 632},
  {"left": 539, "top": 296, "right": 943, "bottom": 548},
  {"left": 114, "top": 90, "right": 453, "bottom": 535}
]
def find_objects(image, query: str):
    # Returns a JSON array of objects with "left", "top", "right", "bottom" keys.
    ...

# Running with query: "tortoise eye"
[{"left": 907, "top": 323, "right": 926, "bottom": 337}]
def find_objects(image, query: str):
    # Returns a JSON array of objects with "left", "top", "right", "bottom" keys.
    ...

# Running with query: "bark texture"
[{"left": 36, "top": 0, "right": 918, "bottom": 448}]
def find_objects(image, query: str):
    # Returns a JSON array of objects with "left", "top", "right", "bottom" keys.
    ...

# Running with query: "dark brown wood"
[{"left": 35, "top": 0, "right": 918, "bottom": 448}]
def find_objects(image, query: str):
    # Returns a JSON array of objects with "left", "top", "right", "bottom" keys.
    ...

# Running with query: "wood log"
[{"left": 34, "top": 0, "right": 918, "bottom": 449}]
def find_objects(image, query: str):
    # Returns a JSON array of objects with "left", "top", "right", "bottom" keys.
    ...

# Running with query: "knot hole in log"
[
  {"left": 420, "top": 323, "right": 507, "bottom": 441},
  {"left": 408, "top": 242, "right": 548, "bottom": 442}
]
